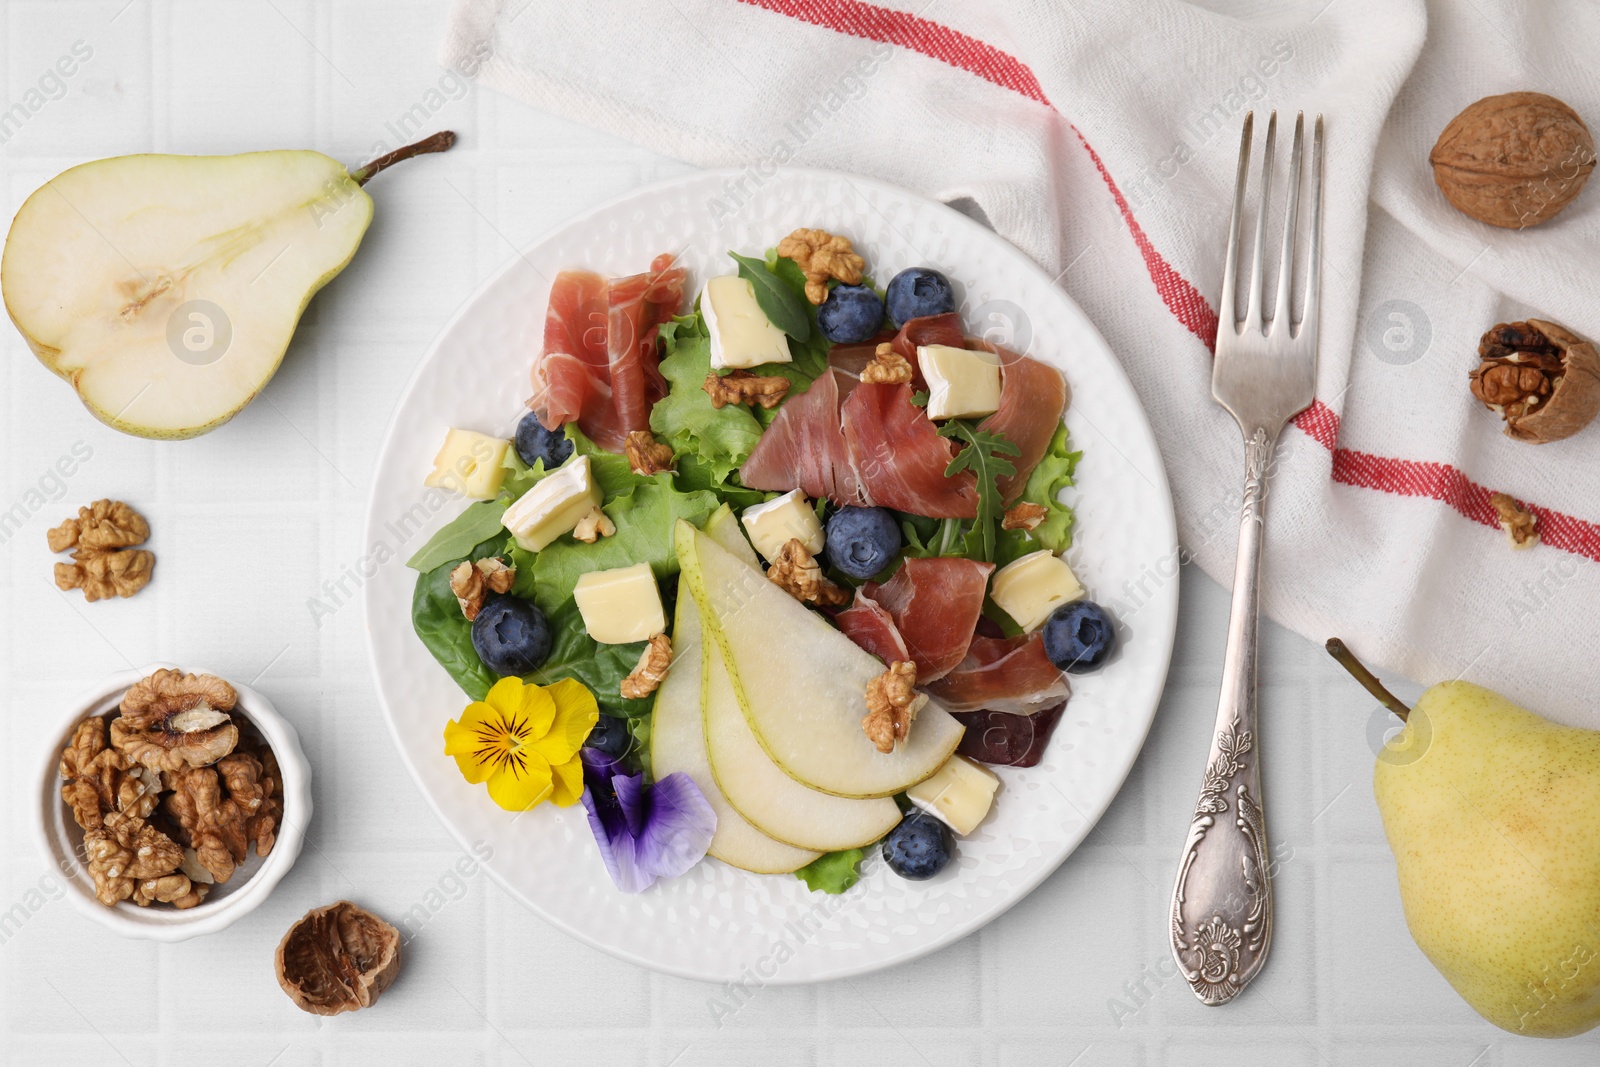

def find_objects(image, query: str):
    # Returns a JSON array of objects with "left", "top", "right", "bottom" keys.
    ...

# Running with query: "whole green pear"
[{"left": 1375, "top": 680, "right": 1600, "bottom": 1038}]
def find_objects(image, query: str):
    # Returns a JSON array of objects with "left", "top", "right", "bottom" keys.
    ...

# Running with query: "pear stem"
[
  {"left": 1325, "top": 638, "right": 1411, "bottom": 722},
  {"left": 352, "top": 130, "right": 456, "bottom": 186}
]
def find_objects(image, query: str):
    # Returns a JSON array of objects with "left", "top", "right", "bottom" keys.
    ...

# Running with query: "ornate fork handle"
[{"left": 1169, "top": 425, "right": 1275, "bottom": 1005}]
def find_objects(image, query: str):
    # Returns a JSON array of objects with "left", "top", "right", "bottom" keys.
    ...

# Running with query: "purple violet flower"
[{"left": 580, "top": 748, "right": 716, "bottom": 893}]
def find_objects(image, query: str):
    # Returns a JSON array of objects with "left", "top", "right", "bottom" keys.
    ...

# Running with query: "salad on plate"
[{"left": 405, "top": 227, "right": 1117, "bottom": 895}]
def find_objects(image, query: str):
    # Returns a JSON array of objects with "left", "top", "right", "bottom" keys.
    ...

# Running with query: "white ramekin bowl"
[{"left": 35, "top": 662, "right": 312, "bottom": 942}]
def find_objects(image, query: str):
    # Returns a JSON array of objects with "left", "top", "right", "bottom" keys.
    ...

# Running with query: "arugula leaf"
[
  {"left": 406, "top": 500, "right": 510, "bottom": 573},
  {"left": 900, "top": 516, "right": 967, "bottom": 560},
  {"left": 729, "top": 250, "right": 810, "bottom": 342},
  {"left": 795, "top": 847, "right": 867, "bottom": 894},
  {"left": 409, "top": 534, "right": 505, "bottom": 701},
  {"left": 938, "top": 422, "right": 1021, "bottom": 564},
  {"left": 993, "top": 424, "right": 1082, "bottom": 566}
]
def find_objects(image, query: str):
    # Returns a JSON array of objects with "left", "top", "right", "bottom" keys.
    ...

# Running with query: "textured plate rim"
[{"left": 361, "top": 166, "right": 1179, "bottom": 984}]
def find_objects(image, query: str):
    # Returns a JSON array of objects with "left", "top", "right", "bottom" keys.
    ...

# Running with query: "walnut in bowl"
[{"left": 36, "top": 663, "right": 312, "bottom": 942}]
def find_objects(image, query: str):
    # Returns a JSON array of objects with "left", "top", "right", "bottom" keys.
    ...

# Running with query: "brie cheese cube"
[
  {"left": 916, "top": 344, "right": 1002, "bottom": 420},
  {"left": 703, "top": 275, "right": 791, "bottom": 370},
  {"left": 573, "top": 562, "right": 666, "bottom": 644},
  {"left": 501, "top": 455, "right": 602, "bottom": 552},
  {"left": 740, "top": 489, "right": 824, "bottom": 561},
  {"left": 424, "top": 428, "right": 510, "bottom": 499},
  {"left": 906, "top": 755, "right": 1000, "bottom": 836},
  {"left": 990, "top": 549, "right": 1084, "bottom": 632}
]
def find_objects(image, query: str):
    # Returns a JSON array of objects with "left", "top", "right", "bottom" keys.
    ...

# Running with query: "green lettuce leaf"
[
  {"left": 795, "top": 848, "right": 867, "bottom": 894},
  {"left": 512, "top": 477, "right": 717, "bottom": 612},
  {"left": 650, "top": 321, "right": 764, "bottom": 484},
  {"left": 994, "top": 424, "right": 1081, "bottom": 566}
]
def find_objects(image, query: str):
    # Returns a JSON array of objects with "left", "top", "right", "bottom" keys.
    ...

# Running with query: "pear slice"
[
  {"left": 651, "top": 508, "right": 819, "bottom": 873},
  {"left": 674, "top": 521, "right": 965, "bottom": 799},
  {"left": 2, "top": 133, "right": 453, "bottom": 439},
  {"left": 703, "top": 634, "right": 901, "bottom": 851}
]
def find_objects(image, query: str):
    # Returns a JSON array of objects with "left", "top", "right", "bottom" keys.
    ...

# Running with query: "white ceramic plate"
[{"left": 362, "top": 169, "right": 1178, "bottom": 984}]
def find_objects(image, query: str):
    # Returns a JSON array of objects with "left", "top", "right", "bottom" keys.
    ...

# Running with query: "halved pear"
[
  {"left": 674, "top": 521, "right": 965, "bottom": 799},
  {"left": 650, "top": 507, "right": 819, "bottom": 874},
  {"left": 2, "top": 133, "right": 453, "bottom": 439}
]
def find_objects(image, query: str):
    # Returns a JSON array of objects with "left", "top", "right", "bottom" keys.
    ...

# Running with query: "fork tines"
[{"left": 1219, "top": 110, "right": 1324, "bottom": 341}]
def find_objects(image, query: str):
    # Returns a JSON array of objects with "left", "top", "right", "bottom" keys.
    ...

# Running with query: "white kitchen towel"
[{"left": 440, "top": 0, "right": 1600, "bottom": 725}]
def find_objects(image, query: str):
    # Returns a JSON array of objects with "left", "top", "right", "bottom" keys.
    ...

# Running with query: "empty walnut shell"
[
  {"left": 1470, "top": 319, "right": 1600, "bottom": 443},
  {"left": 276, "top": 901, "right": 402, "bottom": 1016},
  {"left": 111, "top": 669, "right": 239, "bottom": 772},
  {"left": 1430, "top": 92, "right": 1596, "bottom": 228}
]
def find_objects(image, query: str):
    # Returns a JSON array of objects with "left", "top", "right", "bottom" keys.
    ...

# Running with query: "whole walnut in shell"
[
  {"left": 1430, "top": 92, "right": 1596, "bottom": 228},
  {"left": 1470, "top": 319, "right": 1600, "bottom": 443},
  {"left": 277, "top": 901, "right": 403, "bottom": 1016}
]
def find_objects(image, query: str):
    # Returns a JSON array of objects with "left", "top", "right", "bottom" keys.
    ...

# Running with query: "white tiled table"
[{"left": 0, "top": 4, "right": 1587, "bottom": 1065}]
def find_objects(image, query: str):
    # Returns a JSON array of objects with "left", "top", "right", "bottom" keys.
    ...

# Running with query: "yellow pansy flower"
[{"left": 443, "top": 677, "right": 598, "bottom": 811}]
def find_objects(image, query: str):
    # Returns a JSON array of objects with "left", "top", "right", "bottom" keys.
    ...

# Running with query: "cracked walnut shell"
[
  {"left": 113, "top": 669, "right": 239, "bottom": 772},
  {"left": 277, "top": 901, "right": 403, "bottom": 1016},
  {"left": 1470, "top": 319, "right": 1600, "bottom": 443},
  {"left": 1430, "top": 92, "right": 1596, "bottom": 228}
]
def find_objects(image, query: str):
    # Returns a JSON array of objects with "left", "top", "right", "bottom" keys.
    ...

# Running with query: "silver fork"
[{"left": 1167, "top": 110, "right": 1323, "bottom": 1007}]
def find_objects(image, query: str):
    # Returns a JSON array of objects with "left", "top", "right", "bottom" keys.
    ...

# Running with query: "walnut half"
[
  {"left": 112, "top": 669, "right": 239, "bottom": 772},
  {"left": 1490, "top": 492, "right": 1539, "bottom": 549},
  {"left": 766, "top": 538, "right": 850, "bottom": 607},
  {"left": 861, "top": 343, "right": 914, "bottom": 385},
  {"left": 621, "top": 634, "right": 673, "bottom": 700},
  {"left": 862, "top": 661, "right": 925, "bottom": 754},
  {"left": 49, "top": 499, "right": 155, "bottom": 601},
  {"left": 449, "top": 557, "right": 515, "bottom": 621},
  {"left": 277, "top": 901, "right": 403, "bottom": 1016},
  {"left": 777, "top": 227, "right": 866, "bottom": 304},
  {"left": 704, "top": 370, "right": 790, "bottom": 410}
]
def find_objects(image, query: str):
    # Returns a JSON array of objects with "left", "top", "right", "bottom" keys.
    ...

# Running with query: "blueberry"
[
  {"left": 1041, "top": 599, "right": 1117, "bottom": 673},
  {"left": 471, "top": 595, "right": 553, "bottom": 676},
  {"left": 816, "top": 284, "right": 885, "bottom": 343},
  {"left": 882, "top": 812, "right": 952, "bottom": 880},
  {"left": 825, "top": 506, "right": 901, "bottom": 580},
  {"left": 585, "top": 714, "right": 631, "bottom": 758},
  {"left": 884, "top": 267, "right": 955, "bottom": 327},
  {"left": 514, "top": 411, "right": 574, "bottom": 470}
]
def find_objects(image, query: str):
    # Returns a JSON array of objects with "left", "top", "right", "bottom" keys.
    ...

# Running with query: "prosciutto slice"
[
  {"left": 925, "top": 633, "right": 1070, "bottom": 715},
  {"left": 833, "top": 591, "right": 908, "bottom": 666},
  {"left": 529, "top": 254, "right": 686, "bottom": 452},
  {"left": 861, "top": 557, "right": 993, "bottom": 681},
  {"left": 840, "top": 382, "right": 978, "bottom": 518},
  {"left": 976, "top": 343, "right": 1068, "bottom": 502},
  {"left": 738, "top": 369, "right": 869, "bottom": 505},
  {"left": 889, "top": 312, "right": 965, "bottom": 365}
]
